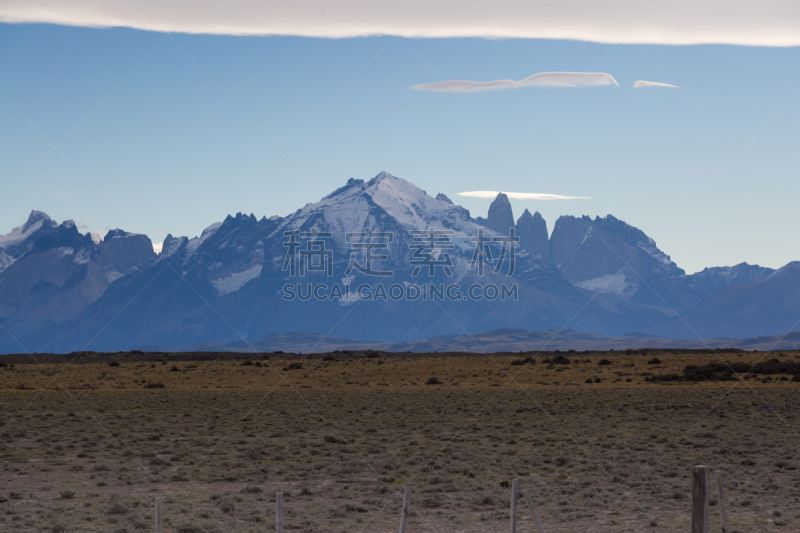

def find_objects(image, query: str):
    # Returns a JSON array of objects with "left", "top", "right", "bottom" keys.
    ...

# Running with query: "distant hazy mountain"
[
  {"left": 657, "top": 262, "right": 800, "bottom": 339},
  {"left": 0, "top": 172, "right": 796, "bottom": 353},
  {"left": 685, "top": 263, "right": 775, "bottom": 298},
  {"left": 548, "top": 213, "right": 702, "bottom": 311},
  {"left": 197, "top": 327, "right": 800, "bottom": 354}
]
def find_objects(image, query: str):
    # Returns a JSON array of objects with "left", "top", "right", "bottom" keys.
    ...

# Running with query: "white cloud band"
[
  {"left": 633, "top": 80, "right": 680, "bottom": 89},
  {"left": 458, "top": 191, "right": 591, "bottom": 200},
  {"left": 413, "top": 72, "right": 618, "bottom": 93},
  {"left": 1, "top": 1, "right": 799, "bottom": 46}
]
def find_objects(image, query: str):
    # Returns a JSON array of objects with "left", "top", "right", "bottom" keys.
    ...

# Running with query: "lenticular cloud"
[
  {"left": 413, "top": 72, "right": 618, "bottom": 93},
  {"left": 458, "top": 191, "right": 591, "bottom": 200},
  {"left": 1, "top": 0, "right": 798, "bottom": 47},
  {"left": 633, "top": 80, "right": 680, "bottom": 89}
]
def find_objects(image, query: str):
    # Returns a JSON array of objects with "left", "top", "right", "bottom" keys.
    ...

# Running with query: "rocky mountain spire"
[
  {"left": 22, "top": 210, "right": 53, "bottom": 233},
  {"left": 486, "top": 192, "right": 515, "bottom": 234},
  {"left": 516, "top": 209, "right": 551, "bottom": 262},
  {"left": 435, "top": 193, "right": 453, "bottom": 205}
]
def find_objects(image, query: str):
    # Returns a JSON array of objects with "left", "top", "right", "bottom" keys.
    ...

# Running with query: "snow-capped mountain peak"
[
  {"left": 0, "top": 210, "right": 56, "bottom": 248},
  {"left": 281, "top": 172, "right": 476, "bottom": 241}
]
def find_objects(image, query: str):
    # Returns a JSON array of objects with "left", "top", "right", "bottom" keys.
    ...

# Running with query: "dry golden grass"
[{"left": 1, "top": 350, "right": 799, "bottom": 532}]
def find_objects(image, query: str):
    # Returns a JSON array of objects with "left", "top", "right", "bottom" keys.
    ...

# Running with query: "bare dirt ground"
[{"left": 1, "top": 350, "right": 799, "bottom": 533}]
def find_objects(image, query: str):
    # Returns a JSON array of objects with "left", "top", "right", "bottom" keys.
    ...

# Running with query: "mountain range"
[
  {"left": 0, "top": 172, "right": 797, "bottom": 354},
  {"left": 184, "top": 328, "right": 800, "bottom": 354}
]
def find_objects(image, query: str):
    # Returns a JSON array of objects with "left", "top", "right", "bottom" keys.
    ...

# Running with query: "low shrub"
[
  {"left": 106, "top": 502, "right": 129, "bottom": 515},
  {"left": 646, "top": 359, "right": 800, "bottom": 382}
]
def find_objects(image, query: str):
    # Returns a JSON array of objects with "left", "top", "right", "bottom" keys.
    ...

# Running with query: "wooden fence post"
[
  {"left": 155, "top": 497, "right": 162, "bottom": 533},
  {"left": 276, "top": 492, "right": 284, "bottom": 533},
  {"left": 398, "top": 486, "right": 411, "bottom": 533},
  {"left": 522, "top": 489, "right": 546, "bottom": 533},
  {"left": 692, "top": 466, "right": 709, "bottom": 533},
  {"left": 716, "top": 470, "right": 728, "bottom": 533},
  {"left": 510, "top": 479, "right": 518, "bottom": 533}
]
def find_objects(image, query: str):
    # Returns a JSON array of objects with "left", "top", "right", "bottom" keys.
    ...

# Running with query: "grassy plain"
[{"left": 1, "top": 350, "right": 799, "bottom": 532}]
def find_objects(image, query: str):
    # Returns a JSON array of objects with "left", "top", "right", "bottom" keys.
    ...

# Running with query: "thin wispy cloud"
[
  {"left": 458, "top": 191, "right": 591, "bottom": 200},
  {"left": 413, "top": 72, "right": 618, "bottom": 93},
  {"left": 2, "top": 1, "right": 794, "bottom": 46},
  {"left": 633, "top": 80, "right": 680, "bottom": 89}
]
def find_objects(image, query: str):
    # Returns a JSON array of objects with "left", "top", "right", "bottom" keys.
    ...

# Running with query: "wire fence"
[{"left": 148, "top": 466, "right": 727, "bottom": 533}]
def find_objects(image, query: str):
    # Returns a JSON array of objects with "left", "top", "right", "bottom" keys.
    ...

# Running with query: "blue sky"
[{"left": 1, "top": 21, "right": 799, "bottom": 273}]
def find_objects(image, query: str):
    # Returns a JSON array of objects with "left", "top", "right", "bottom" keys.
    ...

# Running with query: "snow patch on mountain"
[
  {"left": 184, "top": 222, "right": 224, "bottom": 257},
  {"left": 0, "top": 251, "right": 12, "bottom": 272},
  {"left": 105, "top": 270, "right": 125, "bottom": 283},
  {"left": 637, "top": 238, "right": 676, "bottom": 269},
  {"left": 575, "top": 273, "right": 632, "bottom": 296},
  {"left": 367, "top": 172, "right": 435, "bottom": 229},
  {"left": 73, "top": 248, "right": 92, "bottom": 264},
  {"left": 211, "top": 264, "right": 263, "bottom": 296},
  {"left": 0, "top": 217, "right": 47, "bottom": 247},
  {"left": 201, "top": 222, "right": 222, "bottom": 239},
  {"left": 160, "top": 235, "right": 187, "bottom": 258}
]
